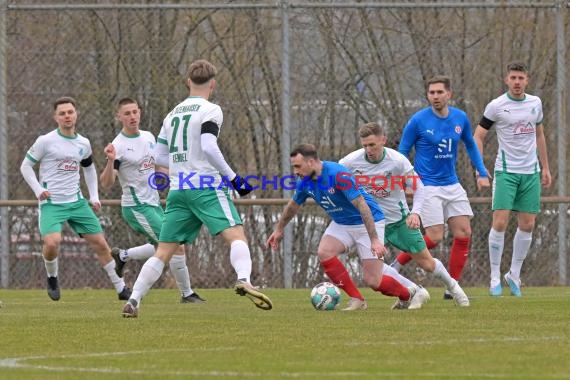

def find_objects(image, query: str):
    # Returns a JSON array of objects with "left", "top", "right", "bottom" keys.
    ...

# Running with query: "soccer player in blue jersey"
[
  {"left": 473, "top": 62, "right": 551, "bottom": 297},
  {"left": 393, "top": 75, "right": 490, "bottom": 299},
  {"left": 267, "top": 144, "right": 430, "bottom": 310}
]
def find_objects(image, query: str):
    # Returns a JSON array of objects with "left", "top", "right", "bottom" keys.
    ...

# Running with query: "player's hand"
[
  {"left": 266, "top": 230, "right": 283, "bottom": 250},
  {"left": 104, "top": 143, "right": 116, "bottom": 161},
  {"left": 542, "top": 169, "right": 552, "bottom": 188},
  {"left": 90, "top": 199, "right": 101, "bottom": 212},
  {"left": 477, "top": 176, "right": 490, "bottom": 191},
  {"left": 406, "top": 213, "right": 421, "bottom": 229},
  {"left": 231, "top": 174, "right": 254, "bottom": 197},
  {"left": 38, "top": 190, "right": 50, "bottom": 201},
  {"left": 371, "top": 238, "right": 386, "bottom": 259}
]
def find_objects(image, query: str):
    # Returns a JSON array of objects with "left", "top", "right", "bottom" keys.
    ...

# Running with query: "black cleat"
[
  {"left": 118, "top": 286, "right": 132, "bottom": 301},
  {"left": 111, "top": 247, "right": 126, "bottom": 278},
  {"left": 181, "top": 292, "right": 206, "bottom": 303},
  {"left": 47, "top": 276, "right": 60, "bottom": 301}
]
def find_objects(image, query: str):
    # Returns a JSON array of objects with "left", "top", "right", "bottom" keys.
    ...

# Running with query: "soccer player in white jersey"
[
  {"left": 99, "top": 97, "right": 205, "bottom": 304},
  {"left": 20, "top": 97, "right": 130, "bottom": 301},
  {"left": 473, "top": 61, "right": 552, "bottom": 297},
  {"left": 340, "top": 122, "right": 469, "bottom": 307},
  {"left": 121, "top": 59, "right": 272, "bottom": 317}
]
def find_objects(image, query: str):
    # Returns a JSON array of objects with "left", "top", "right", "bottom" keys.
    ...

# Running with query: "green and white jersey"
[
  {"left": 158, "top": 96, "right": 223, "bottom": 189},
  {"left": 483, "top": 93, "right": 543, "bottom": 174},
  {"left": 339, "top": 147, "right": 412, "bottom": 224},
  {"left": 25, "top": 129, "right": 92, "bottom": 204},
  {"left": 113, "top": 130, "right": 160, "bottom": 207}
]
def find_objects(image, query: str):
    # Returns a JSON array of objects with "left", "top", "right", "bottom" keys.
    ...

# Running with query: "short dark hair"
[
  {"left": 53, "top": 96, "right": 77, "bottom": 111},
  {"left": 290, "top": 143, "right": 318, "bottom": 160},
  {"left": 117, "top": 97, "right": 139, "bottom": 109},
  {"left": 359, "top": 122, "right": 386, "bottom": 138},
  {"left": 506, "top": 61, "right": 528, "bottom": 74},
  {"left": 187, "top": 59, "right": 217, "bottom": 85},
  {"left": 426, "top": 75, "right": 451, "bottom": 91}
]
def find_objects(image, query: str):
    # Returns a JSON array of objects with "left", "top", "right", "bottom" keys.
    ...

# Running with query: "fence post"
[
  {"left": 280, "top": 0, "right": 294, "bottom": 288},
  {"left": 556, "top": 0, "right": 567, "bottom": 285},
  {"left": 0, "top": 0, "right": 9, "bottom": 288}
]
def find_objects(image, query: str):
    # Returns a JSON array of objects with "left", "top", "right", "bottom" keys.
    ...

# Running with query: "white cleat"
[
  {"left": 342, "top": 297, "right": 368, "bottom": 311},
  {"left": 448, "top": 281, "right": 470, "bottom": 307},
  {"left": 408, "top": 286, "right": 430, "bottom": 310}
]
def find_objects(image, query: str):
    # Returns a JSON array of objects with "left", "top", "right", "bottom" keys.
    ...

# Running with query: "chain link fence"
[{"left": 1, "top": 1, "right": 569, "bottom": 290}]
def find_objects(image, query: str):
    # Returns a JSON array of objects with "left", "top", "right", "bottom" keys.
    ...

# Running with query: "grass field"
[{"left": 0, "top": 287, "right": 569, "bottom": 380}]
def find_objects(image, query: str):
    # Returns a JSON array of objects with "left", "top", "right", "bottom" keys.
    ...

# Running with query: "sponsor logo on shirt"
[
  {"left": 513, "top": 121, "right": 535, "bottom": 135},
  {"left": 138, "top": 156, "right": 155, "bottom": 173},
  {"left": 57, "top": 159, "right": 79, "bottom": 172}
]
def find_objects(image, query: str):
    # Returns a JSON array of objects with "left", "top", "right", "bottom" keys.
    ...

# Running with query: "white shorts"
[
  {"left": 323, "top": 220, "right": 385, "bottom": 260},
  {"left": 420, "top": 183, "right": 473, "bottom": 228}
]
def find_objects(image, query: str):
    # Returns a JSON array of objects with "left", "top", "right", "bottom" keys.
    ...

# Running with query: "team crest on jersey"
[
  {"left": 454, "top": 125, "right": 462, "bottom": 134},
  {"left": 57, "top": 159, "right": 79, "bottom": 172}
]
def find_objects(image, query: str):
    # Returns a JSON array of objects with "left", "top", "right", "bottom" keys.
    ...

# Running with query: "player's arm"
[
  {"left": 20, "top": 138, "right": 49, "bottom": 200},
  {"left": 267, "top": 200, "right": 301, "bottom": 250},
  {"left": 153, "top": 139, "right": 170, "bottom": 169},
  {"left": 397, "top": 119, "right": 417, "bottom": 157},
  {"left": 351, "top": 196, "right": 386, "bottom": 258},
  {"left": 81, "top": 155, "right": 101, "bottom": 210},
  {"left": 100, "top": 143, "right": 119, "bottom": 190},
  {"left": 536, "top": 123, "right": 552, "bottom": 187},
  {"left": 20, "top": 156, "right": 48, "bottom": 200},
  {"left": 405, "top": 170, "right": 425, "bottom": 229}
]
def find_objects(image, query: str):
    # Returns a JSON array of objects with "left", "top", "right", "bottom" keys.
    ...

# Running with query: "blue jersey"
[
  {"left": 398, "top": 106, "right": 488, "bottom": 186},
  {"left": 292, "top": 161, "right": 384, "bottom": 225}
]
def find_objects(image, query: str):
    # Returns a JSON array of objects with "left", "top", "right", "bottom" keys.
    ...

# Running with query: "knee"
[
  {"left": 419, "top": 257, "right": 436, "bottom": 272},
  {"left": 317, "top": 249, "right": 335, "bottom": 262},
  {"left": 42, "top": 237, "right": 61, "bottom": 253}
]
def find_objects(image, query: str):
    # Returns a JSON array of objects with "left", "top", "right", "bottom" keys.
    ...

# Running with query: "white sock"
[
  {"left": 44, "top": 257, "right": 58, "bottom": 277},
  {"left": 382, "top": 264, "right": 416, "bottom": 288},
  {"left": 103, "top": 260, "right": 126, "bottom": 292},
  {"left": 131, "top": 256, "right": 165, "bottom": 304},
  {"left": 390, "top": 260, "right": 402, "bottom": 272},
  {"left": 432, "top": 258, "right": 455, "bottom": 289},
  {"left": 169, "top": 254, "right": 193, "bottom": 297},
  {"left": 489, "top": 228, "right": 505, "bottom": 286},
  {"left": 510, "top": 228, "right": 532, "bottom": 280},
  {"left": 122, "top": 243, "right": 155, "bottom": 261},
  {"left": 230, "top": 240, "right": 252, "bottom": 283}
]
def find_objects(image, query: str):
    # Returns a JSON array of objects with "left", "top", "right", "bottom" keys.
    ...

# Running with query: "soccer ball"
[{"left": 310, "top": 282, "right": 341, "bottom": 311}]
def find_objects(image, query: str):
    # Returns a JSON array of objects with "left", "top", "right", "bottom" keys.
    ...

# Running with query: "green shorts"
[
  {"left": 122, "top": 204, "right": 164, "bottom": 245},
  {"left": 159, "top": 188, "right": 242, "bottom": 244},
  {"left": 492, "top": 171, "right": 540, "bottom": 213},
  {"left": 385, "top": 216, "right": 426, "bottom": 254},
  {"left": 39, "top": 199, "right": 103, "bottom": 236}
]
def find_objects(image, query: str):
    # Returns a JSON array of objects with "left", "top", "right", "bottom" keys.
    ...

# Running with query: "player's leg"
[
  {"left": 122, "top": 241, "right": 180, "bottom": 318},
  {"left": 38, "top": 203, "right": 69, "bottom": 300},
  {"left": 69, "top": 199, "right": 129, "bottom": 299},
  {"left": 171, "top": 245, "right": 205, "bottom": 303},
  {"left": 489, "top": 171, "right": 519, "bottom": 295},
  {"left": 506, "top": 172, "right": 540, "bottom": 296},
  {"left": 318, "top": 222, "right": 366, "bottom": 310}
]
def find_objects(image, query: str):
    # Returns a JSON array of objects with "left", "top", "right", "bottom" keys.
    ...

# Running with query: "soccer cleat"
[
  {"left": 181, "top": 292, "right": 206, "bottom": 303},
  {"left": 443, "top": 290, "right": 454, "bottom": 300},
  {"left": 111, "top": 247, "right": 127, "bottom": 278},
  {"left": 118, "top": 286, "right": 132, "bottom": 301},
  {"left": 504, "top": 272, "right": 522, "bottom": 297},
  {"left": 234, "top": 281, "right": 273, "bottom": 310},
  {"left": 489, "top": 283, "right": 503, "bottom": 297},
  {"left": 391, "top": 297, "right": 410, "bottom": 310},
  {"left": 408, "top": 286, "right": 430, "bottom": 310},
  {"left": 342, "top": 297, "right": 368, "bottom": 311},
  {"left": 122, "top": 299, "right": 138, "bottom": 318},
  {"left": 47, "top": 276, "right": 60, "bottom": 301},
  {"left": 448, "top": 281, "right": 470, "bottom": 307}
]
